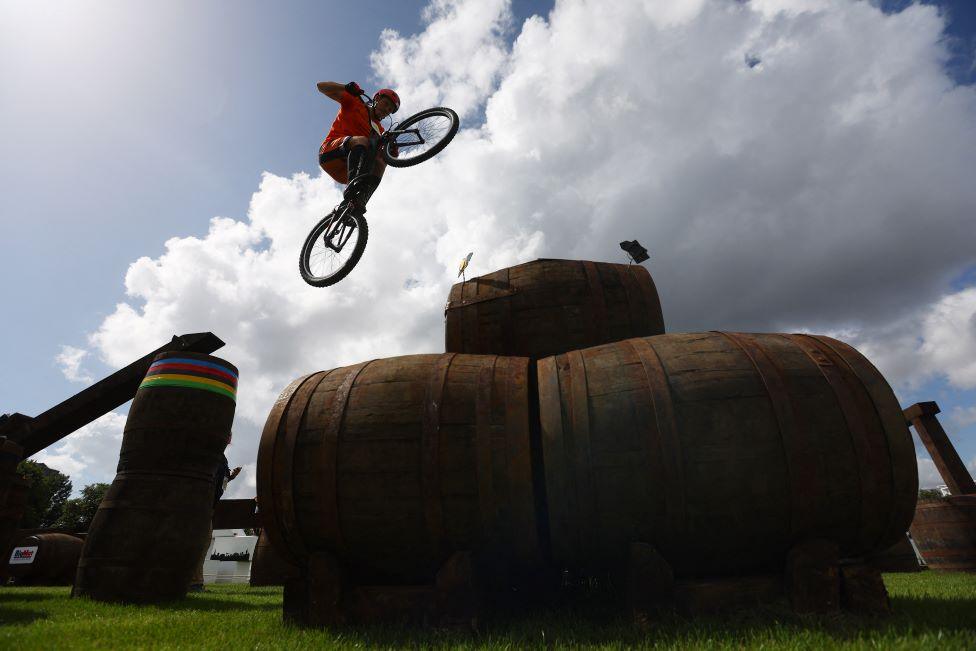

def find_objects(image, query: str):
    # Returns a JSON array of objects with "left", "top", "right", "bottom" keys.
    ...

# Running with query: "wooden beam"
[
  {"left": 212, "top": 498, "right": 259, "bottom": 530},
  {"left": 905, "top": 401, "right": 976, "bottom": 496},
  {"left": 0, "top": 332, "right": 224, "bottom": 457}
]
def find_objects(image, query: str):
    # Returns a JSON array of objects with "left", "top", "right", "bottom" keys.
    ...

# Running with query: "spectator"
[{"left": 188, "top": 450, "right": 242, "bottom": 593}]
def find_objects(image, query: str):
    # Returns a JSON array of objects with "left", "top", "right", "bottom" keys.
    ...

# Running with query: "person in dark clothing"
[
  {"left": 214, "top": 454, "right": 242, "bottom": 503},
  {"left": 189, "top": 452, "right": 242, "bottom": 592}
]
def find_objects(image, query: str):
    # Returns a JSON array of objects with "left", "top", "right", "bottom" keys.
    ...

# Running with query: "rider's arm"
[{"left": 316, "top": 81, "right": 346, "bottom": 102}]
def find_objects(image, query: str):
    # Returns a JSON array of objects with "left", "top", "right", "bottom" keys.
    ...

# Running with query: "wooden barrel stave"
[
  {"left": 259, "top": 353, "right": 542, "bottom": 585},
  {"left": 249, "top": 529, "right": 301, "bottom": 586},
  {"left": 539, "top": 332, "right": 916, "bottom": 577}
]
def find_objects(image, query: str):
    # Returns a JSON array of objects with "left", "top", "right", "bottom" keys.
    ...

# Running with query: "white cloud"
[
  {"left": 32, "top": 411, "right": 126, "bottom": 493},
  {"left": 55, "top": 345, "right": 93, "bottom": 384},
  {"left": 950, "top": 404, "right": 976, "bottom": 430},
  {"left": 820, "top": 286, "right": 976, "bottom": 395},
  {"left": 70, "top": 0, "right": 976, "bottom": 492},
  {"left": 370, "top": 0, "right": 513, "bottom": 120},
  {"left": 918, "top": 288, "right": 976, "bottom": 389},
  {"left": 916, "top": 456, "right": 944, "bottom": 489}
]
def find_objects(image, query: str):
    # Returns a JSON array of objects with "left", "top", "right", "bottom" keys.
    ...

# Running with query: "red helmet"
[{"left": 374, "top": 88, "right": 400, "bottom": 113}]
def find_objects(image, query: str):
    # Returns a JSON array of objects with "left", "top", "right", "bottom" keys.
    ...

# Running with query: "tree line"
[{"left": 16, "top": 460, "right": 108, "bottom": 531}]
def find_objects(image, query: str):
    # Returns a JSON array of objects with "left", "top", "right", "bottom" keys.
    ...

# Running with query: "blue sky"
[
  {"left": 0, "top": 0, "right": 548, "bottom": 415},
  {"left": 2, "top": 0, "right": 975, "bottom": 494}
]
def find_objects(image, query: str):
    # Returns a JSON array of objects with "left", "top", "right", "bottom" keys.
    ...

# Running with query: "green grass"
[{"left": 0, "top": 572, "right": 974, "bottom": 650}]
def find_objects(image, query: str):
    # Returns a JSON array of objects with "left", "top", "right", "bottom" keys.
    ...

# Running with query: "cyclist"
[{"left": 316, "top": 80, "right": 400, "bottom": 209}]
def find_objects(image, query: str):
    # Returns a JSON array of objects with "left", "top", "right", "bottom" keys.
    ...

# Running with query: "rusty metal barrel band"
[
  {"left": 256, "top": 374, "right": 312, "bottom": 564},
  {"left": 718, "top": 332, "right": 824, "bottom": 540},
  {"left": 631, "top": 265, "right": 663, "bottom": 333},
  {"left": 445, "top": 289, "right": 519, "bottom": 309},
  {"left": 616, "top": 264, "right": 641, "bottom": 331},
  {"left": 568, "top": 348, "right": 599, "bottom": 561},
  {"left": 582, "top": 261, "right": 608, "bottom": 346},
  {"left": 538, "top": 355, "right": 575, "bottom": 564},
  {"left": 502, "top": 357, "right": 539, "bottom": 561},
  {"left": 790, "top": 334, "right": 884, "bottom": 551},
  {"left": 444, "top": 284, "right": 462, "bottom": 350},
  {"left": 423, "top": 354, "right": 456, "bottom": 556},
  {"left": 475, "top": 358, "right": 498, "bottom": 543},
  {"left": 459, "top": 277, "right": 478, "bottom": 353},
  {"left": 277, "top": 371, "right": 330, "bottom": 561},
  {"left": 628, "top": 336, "right": 685, "bottom": 546},
  {"left": 810, "top": 335, "right": 916, "bottom": 548},
  {"left": 320, "top": 362, "right": 371, "bottom": 554},
  {"left": 807, "top": 335, "right": 895, "bottom": 552}
]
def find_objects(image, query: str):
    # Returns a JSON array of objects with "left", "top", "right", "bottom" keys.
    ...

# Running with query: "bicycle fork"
[{"left": 323, "top": 206, "right": 357, "bottom": 252}]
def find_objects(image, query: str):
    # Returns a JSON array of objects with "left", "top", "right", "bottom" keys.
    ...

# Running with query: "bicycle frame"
[{"left": 356, "top": 92, "right": 427, "bottom": 156}]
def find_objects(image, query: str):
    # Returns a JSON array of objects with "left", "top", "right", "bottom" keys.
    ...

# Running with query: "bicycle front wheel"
[
  {"left": 383, "top": 107, "right": 459, "bottom": 168},
  {"left": 299, "top": 206, "right": 369, "bottom": 287}
]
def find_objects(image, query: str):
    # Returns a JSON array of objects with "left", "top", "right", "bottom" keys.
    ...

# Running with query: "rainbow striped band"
[{"left": 139, "top": 357, "right": 238, "bottom": 402}]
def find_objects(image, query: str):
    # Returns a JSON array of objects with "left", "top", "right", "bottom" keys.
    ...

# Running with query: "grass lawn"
[{"left": 0, "top": 572, "right": 974, "bottom": 650}]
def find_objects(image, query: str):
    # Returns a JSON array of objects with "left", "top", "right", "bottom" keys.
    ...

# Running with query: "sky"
[{"left": 2, "top": 0, "right": 975, "bottom": 498}]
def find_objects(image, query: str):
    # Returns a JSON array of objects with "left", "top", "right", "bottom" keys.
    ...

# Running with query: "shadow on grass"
[
  {"left": 0, "top": 591, "right": 60, "bottom": 602},
  {"left": 0, "top": 606, "right": 49, "bottom": 626},
  {"left": 886, "top": 594, "right": 976, "bottom": 631},
  {"left": 150, "top": 594, "right": 280, "bottom": 613},
  {"left": 279, "top": 594, "right": 976, "bottom": 647}
]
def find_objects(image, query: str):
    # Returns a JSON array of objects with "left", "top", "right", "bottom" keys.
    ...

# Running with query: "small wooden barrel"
[
  {"left": 249, "top": 529, "right": 300, "bottom": 586},
  {"left": 74, "top": 351, "right": 237, "bottom": 602},
  {"left": 445, "top": 259, "right": 665, "bottom": 360},
  {"left": 539, "top": 332, "right": 917, "bottom": 577},
  {"left": 910, "top": 496, "right": 976, "bottom": 571},
  {"left": 257, "top": 353, "right": 542, "bottom": 585},
  {"left": 8, "top": 533, "right": 84, "bottom": 585}
]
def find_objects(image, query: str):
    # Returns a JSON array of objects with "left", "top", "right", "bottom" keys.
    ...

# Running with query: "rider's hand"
[{"left": 344, "top": 81, "right": 363, "bottom": 96}]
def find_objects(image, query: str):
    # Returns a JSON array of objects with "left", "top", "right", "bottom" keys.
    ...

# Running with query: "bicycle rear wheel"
[
  {"left": 383, "top": 107, "right": 459, "bottom": 168},
  {"left": 299, "top": 205, "right": 369, "bottom": 287}
]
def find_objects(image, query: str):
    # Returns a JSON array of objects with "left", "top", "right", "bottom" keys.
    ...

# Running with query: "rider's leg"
[
  {"left": 345, "top": 135, "right": 373, "bottom": 182},
  {"left": 357, "top": 153, "right": 386, "bottom": 206},
  {"left": 319, "top": 137, "right": 350, "bottom": 184}
]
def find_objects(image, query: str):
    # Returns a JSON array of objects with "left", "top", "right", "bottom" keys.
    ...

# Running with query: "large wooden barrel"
[
  {"left": 257, "top": 353, "right": 543, "bottom": 585},
  {"left": 538, "top": 332, "right": 917, "bottom": 577},
  {"left": 910, "top": 496, "right": 976, "bottom": 571},
  {"left": 74, "top": 351, "right": 237, "bottom": 602},
  {"left": 8, "top": 533, "right": 84, "bottom": 585},
  {"left": 249, "top": 529, "right": 301, "bottom": 586},
  {"left": 445, "top": 259, "right": 665, "bottom": 360}
]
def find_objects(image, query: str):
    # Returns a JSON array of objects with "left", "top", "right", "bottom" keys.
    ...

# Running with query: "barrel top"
[
  {"left": 447, "top": 258, "right": 652, "bottom": 302},
  {"left": 151, "top": 350, "right": 238, "bottom": 375}
]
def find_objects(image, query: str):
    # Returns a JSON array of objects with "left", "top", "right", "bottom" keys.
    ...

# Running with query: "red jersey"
[{"left": 324, "top": 90, "right": 384, "bottom": 141}]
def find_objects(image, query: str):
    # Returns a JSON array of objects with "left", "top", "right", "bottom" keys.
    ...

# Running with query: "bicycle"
[{"left": 299, "top": 92, "right": 460, "bottom": 287}]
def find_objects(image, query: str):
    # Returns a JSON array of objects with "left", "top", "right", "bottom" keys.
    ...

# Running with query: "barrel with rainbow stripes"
[
  {"left": 140, "top": 354, "right": 238, "bottom": 402},
  {"left": 74, "top": 351, "right": 238, "bottom": 603}
]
